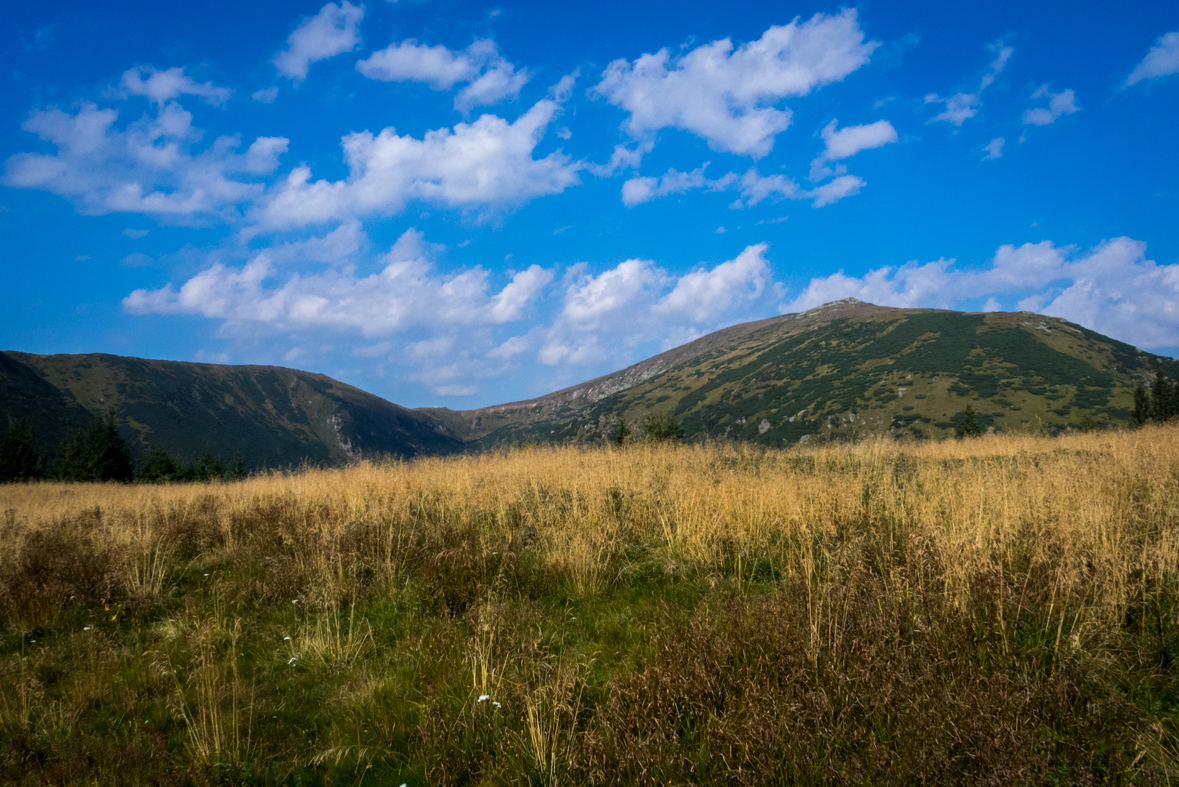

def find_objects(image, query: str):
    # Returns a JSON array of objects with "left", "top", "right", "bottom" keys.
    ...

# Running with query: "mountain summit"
[
  {"left": 3, "top": 300, "right": 1176, "bottom": 463},
  {"left": 430, "top": 300, "right": 1176, "bottom": 447}
]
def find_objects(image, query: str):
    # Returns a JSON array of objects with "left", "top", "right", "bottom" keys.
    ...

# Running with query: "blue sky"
[{"left": 2, "top": 0, "right": 1178, "bottom": 408}]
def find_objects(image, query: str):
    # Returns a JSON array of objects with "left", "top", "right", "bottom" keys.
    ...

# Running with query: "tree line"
[
  {"left": 0, "top": 411, "right": 246, "bottom": 483},
  {"left": 1132, "top": 367, "right": 1179, "bottom": 426}
]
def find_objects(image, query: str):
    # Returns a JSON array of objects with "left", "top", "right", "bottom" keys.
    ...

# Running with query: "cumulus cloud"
[
  {"left": 593, "top": 9, "right": 878, "bottom": 157},
  {"left": 621, "top": 164, "right": 735, "bottom": 206},
  {"left": 779, "top": 237, "right": 1179, "bottom": 350},
  {"left": 3, "top": 102, "right": 282, "bottom": 218},
  {"left": 1022, "top": 85, "right": 1080, "bottom": 126},
  {"left": 982, "top": 137, "right": 1004, "bottom": 160},
  {"left": 123, "top": 226, "right": 551, "bottom": 336},
  {"left": 257, "top": 98, "right": 580, "bottom": 228},
  {"left": 560, "top": 259, "right": 664, "bottom": 327},
  {"left": 808, "top": 118, "right": 896, "bottom": 180},
  {"left": 653, "top": 243, "right": 770, "bottom": 322},
  {"left": 587, "top": 140, "right": 652, "bottom": 177},
  {"left": 927, "top": 40, "right": 1012, "bottom": 126},
  {"left": 120, "top": 67, "right": 231, "bottom": 106},
  {"left": 274, "top": 1, "right": 364, "bottom": 81},
  {"left": 808, "top": 174, "right": 865, "bottom": 207},
  {"left": 357, "top": 38, "right": 529, "bottom": 111},
  {"left": 732, "top": 169, "right": 803, "bottom": 207},
  {"left": 736, "top": 169, "right": 862, "bottom": 208},
  {"left": 540, "top": 244, "right": 782, "bottom": 366},
  {"left": 1125, "top": 31, "right": 1179, "bottom": 87},
  {"left": 623, "top": 164, "right": 863, "bottom": 209},
  {"left": 818, "top": 119, "right": 897, "bottom": 160}
]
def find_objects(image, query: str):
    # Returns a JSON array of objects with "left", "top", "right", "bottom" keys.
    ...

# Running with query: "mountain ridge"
[
  {"left": 3, "top": 299, "right": 1177, "bottom": 465},
  {"left": 1, "top": 351, "right": 463, "bottom": 467},
  {"left": 430, "top": 299, "right": 1176, "bottom": 447}
]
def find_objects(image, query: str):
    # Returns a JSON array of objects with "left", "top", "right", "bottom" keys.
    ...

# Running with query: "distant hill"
[
  {"left": 5, "top": 300, "right": 1176, "bottom": 465},
  {"left": 0, "top": 352, "right": 463, "bottom": 467},
  {"left": 430, "top": 299, "right": 1179, "bottom": 447}
]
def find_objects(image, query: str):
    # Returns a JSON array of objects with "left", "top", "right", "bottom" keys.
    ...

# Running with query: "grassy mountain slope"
[
  {"left": 440, "top": 299, "right": 1178, "bottom": 448},
  {"left": 0, "top": 352, "right": 93, "bottom": 453},
  {"left": 421, "top": 311, "right": 799, "bottom": 441},
  {"left": 1, "top": 352, "right": 463, "bottom": 466}
]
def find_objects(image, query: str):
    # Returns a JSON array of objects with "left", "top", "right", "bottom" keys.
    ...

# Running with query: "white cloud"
[
  {"left": 927, "top": 40, "right": 1013, "bottom": 126},
  {"left": 268, "top": 220, "right": 365, "bottom": 264},
  {"left": 780, "top": 237, "right": 1179, "bottom": 350},
  {"left": 925, "top": 92, "right": 981, "bottom": 126},
  {"left": 3, "top": 102, "right": 277, "bottom": 218},
  {"left": 123, "top": 228, "right": 149, "bottom": 238},
  {"left": 406, "top": 336, "right": 454, "bottom": 358},
  {"left": 123, "top": 227, "right": 550, "bottom": 337},
  {"left": 487, "top": 335, "right": 530, "bottom": 359},
  {"left": 979, "top": 43, "right": 1014, "bottom": 90},
  {"left": 561, "top": 258, "right": 665, "bottom": 327},
  {"left": 809, "top": 174, "right": 865, "bottom": 207},
  {"left": 982, "top": 137, "right": 1004, "bottom": 160},
  {"left": 1124, "top": 31, "right": 1179, "bottom": 87},
  {"left": 434, "top": 384, "right": 477, "bottom": 397},
  {"left": 274, "top": 1, "right": 365, "bottom": 81},
  {"left": 1022, "top": 85, "right": 1079, "bottom": 126},
  {"left": 625, "top": 164, "right": 864, "bottom": 209},
  {"left": 244, "top": 136, "right": 290, "bottom": 173},
  {"left": 540, "top": 244, "right": 784, "bottom": 367},
  {"left": 732, "top": 169, "right": 803, "bottom": 207},
  {"left": 734, "top": 169, "right": 862, "bottom": 208},
  {"left": 653, "top": 243, "right": 770, "bottom": 322},
  {"left": 808, "top": 118, "right": 896, "bottom": 181},
  {"left": 357, "top": 38, "right": 529, "bottom": 111},
  {"left": 251, "top": 86, "right": 279, "bottom": 103},
  {"left": 258, "top": 98, "right": 580, "bottom": 227},
  {"left": 593, "top": 9, "right": 878, "bottom": 157},
  {"left": 587, "top": 140, "right": 653, "bottom": 177},
  {"left": 489, "top": 265, "right": 554, "bottom": 322},
  {"left": 818, "top": 119, "right": 897, "bottom": 160},
  {"left": 620, "top": 163, "right": 735, "bottom": 206},
  {"left": 358, "top": 40, "right": 477, "bottom": 88},
  {"left": 120, "top": 67, "right": 232, "bottom": 106}
]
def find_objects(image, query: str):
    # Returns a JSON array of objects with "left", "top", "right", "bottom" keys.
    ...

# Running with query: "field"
[{"left": 2, "top": 427, "right": 1179, "bottom": 785}]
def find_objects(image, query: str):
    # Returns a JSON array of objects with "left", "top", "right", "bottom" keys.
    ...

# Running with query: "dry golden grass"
[
  {"left": 2, "top": 425, "right": 1178, "bottom": 784},
  {"left": 3, "top": 424, "right": 1176, "bottom": 617}
]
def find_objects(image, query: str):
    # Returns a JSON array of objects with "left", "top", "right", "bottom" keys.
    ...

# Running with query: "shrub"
[{"left": 641, "top": 412, "right": 684, "bottom": 443}]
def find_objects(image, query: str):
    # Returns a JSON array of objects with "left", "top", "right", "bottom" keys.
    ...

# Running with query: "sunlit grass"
[{"left": 1, "top": 426, "right": 1178, "bottom": 783}]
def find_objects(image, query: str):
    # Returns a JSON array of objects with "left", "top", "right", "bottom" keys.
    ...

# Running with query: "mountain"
[
  {"left": 4, "top": 300, "right": 1176, "bottom": 465},
  {"left": 430, "top": 299, "right": 1179, "bottom": 447},
  {"left": 0, "top": 352, "right": 463, "bottom": 467}
]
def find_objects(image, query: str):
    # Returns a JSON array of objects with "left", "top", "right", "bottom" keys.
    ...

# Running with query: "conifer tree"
[
  {"left": 229, "top": 451, "right": 247, "bottom": 481},
  {"left": 52, "top": 411, "right": 134, "bottom": 482},
  {"left": 1132, "top": 383, "right": 1152, "bottom": 426},
  {"left": 1152, "top": 367, "right": 1177, "bottom": 422},
  {"left": 956, "top": 405, "right": 983, "bottom": 439},
  {"left": 0, "top": 419, "right": 46, "bottom": 481},
  {"left": 185, "top": 447, "right": 225, "bottom": 482},
  {"left": 612, "top": 417, "right": 632, "bottom": 446},
  {"left": 137, "top": 447, "right": 183, "bottom": 483}
]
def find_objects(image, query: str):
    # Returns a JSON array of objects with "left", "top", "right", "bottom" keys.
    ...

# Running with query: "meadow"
[{"left": 1, "top": 426, "right": 1178, "bottom": 785}]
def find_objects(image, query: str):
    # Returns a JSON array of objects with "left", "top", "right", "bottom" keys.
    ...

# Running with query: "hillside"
[
  {"left": 4, "top": 300, "right": 1177, "bottom": 465},
  {"left": 436, "top": 299, "right": 1179, "bottom": 447},
  {"left": 0, "top": 352, "right": 463, "bottom": 467}
]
